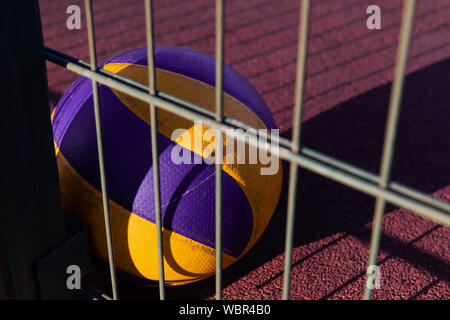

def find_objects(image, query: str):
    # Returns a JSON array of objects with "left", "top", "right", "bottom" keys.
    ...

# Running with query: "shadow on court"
[{"left": 74, "top": 58, "right": 450, "bottom": 299}]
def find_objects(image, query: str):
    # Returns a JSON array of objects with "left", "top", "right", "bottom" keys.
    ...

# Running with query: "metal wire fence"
[{"left": 42, "top": 0, "right": 450, "bottom": 300}]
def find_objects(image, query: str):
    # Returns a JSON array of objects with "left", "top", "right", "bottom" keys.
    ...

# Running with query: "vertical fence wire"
[
  {"left": 363, "top": 0, "right": 416, "bottom": 300},
  {"left": 84, "top": 0, "right": 119, "bottom": 300},
  {"left": 282, "top": 0, "right": 310, "bottom": 300},
  {"left": 215, "top": 0, "right": 224, "bottom": 301},
  {"left": 145, "top": 0, "right": 166, "bottom": 300}
]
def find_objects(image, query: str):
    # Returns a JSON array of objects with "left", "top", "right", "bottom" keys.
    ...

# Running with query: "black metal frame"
[{"left": 0, "top": 0, "right": 90, "bottom": 299}]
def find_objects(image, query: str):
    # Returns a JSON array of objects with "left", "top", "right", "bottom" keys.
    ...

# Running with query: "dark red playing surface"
[{"left": 39, "top": 0, "right": 449, "bottom": 300}]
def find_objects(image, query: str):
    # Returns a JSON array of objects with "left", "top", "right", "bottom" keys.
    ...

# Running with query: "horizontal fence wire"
[
  {"left": 44, "top": 47, "right": 450, "bottom": 229},
  {"left": 84, "top": 0, "right": 119, "bottom": 300},
  {"left": 44, "top": 45, "right": 293, "bottom": 150},
  {"left": 364, "top": 0, "right": 416, "bottom": 300}
]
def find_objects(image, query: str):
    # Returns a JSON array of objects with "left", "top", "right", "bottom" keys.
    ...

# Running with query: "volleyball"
[{"left": 52, "top": 46, "right": 282, "bottom": 285}]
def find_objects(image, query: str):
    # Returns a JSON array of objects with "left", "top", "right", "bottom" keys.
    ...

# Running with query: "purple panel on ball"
[
  {"left": 101, "top": 46, "right": 278, "bottom": 130},
  {"left": 53, "top": 78, "right": 253, "bottom": 258}
]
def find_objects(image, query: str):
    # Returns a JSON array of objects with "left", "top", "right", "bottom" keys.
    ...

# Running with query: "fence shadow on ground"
[{"left": 68, "top": 58, "right": 450, "bottom": 299}]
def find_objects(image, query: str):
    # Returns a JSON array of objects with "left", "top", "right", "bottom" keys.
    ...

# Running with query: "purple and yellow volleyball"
[{"left": 52, "top": 46, "right": 282, "bottom": 285}]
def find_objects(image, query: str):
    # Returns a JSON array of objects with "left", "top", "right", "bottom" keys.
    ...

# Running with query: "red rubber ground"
[{"left": 39, "top": 0, "right": 449, "bottom": 300}]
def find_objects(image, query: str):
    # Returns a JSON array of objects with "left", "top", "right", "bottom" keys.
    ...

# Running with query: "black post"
[{"left": 0, "top": 0, "right": 67, "bottom": 299}]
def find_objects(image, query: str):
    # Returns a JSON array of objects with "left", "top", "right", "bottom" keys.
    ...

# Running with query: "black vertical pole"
[{"left": 0, "top": 0, "right": 66, "bottom": 299}]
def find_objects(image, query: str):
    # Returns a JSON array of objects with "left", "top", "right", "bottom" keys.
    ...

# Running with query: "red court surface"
[{"left": 39, "top": 0, "right": 449, "bottom": 300}]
